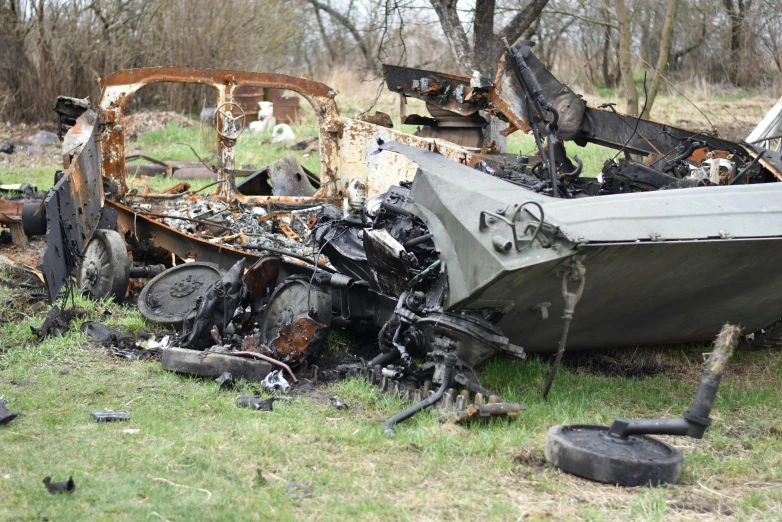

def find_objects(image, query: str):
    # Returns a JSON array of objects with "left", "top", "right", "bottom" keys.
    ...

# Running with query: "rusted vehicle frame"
[
  {"left": 97, "top": 67, "right": 341, "bottom": 201},
  {"left": 384, "top": 51, "right": 782, "bottom": 180},
  {"left": 42, "top": 66, "right": 491, "bottom": 301}
]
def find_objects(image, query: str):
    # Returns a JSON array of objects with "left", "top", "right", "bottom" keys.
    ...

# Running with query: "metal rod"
[
  {"left": 383, "top": 354, "right": 456, "bottom": 436},
  {"left": 238, "top": 243, "right": 337, "bottom": 273},
  {"left": 402, "top": 233, "right": 434, "bottom": 249},
  {"left": 231, "top": 351, "right": 298, "bottom": 383},
  {"left": 728, "top": 150, "right": 765, "bottom": 185}
]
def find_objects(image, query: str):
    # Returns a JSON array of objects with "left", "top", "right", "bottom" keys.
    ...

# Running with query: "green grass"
[
  {"left": 0, "top": 166, "right": 57, "bottom": 192},
  {"left": 131, "top": 123, "right": 321, "bottom": 175},
  {"left": 1, "top": 277, "right": 781, "bottom": 520},
  {"left": 507, "top": 133, "right": 614, "bottom": 178},
  {"left": 0, "top": 118, "right": 621, "bottom": 198},
  {"left": 2, "top": 108, "right": 782, "bottom": 519}
]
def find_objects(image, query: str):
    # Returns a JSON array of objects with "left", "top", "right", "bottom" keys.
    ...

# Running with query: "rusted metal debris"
[
  {"left": 269, "top": 317, "right": 329, "bottom": 366},
  {"left": 31, "top": 38, "right": 782, "bottom": 434}
]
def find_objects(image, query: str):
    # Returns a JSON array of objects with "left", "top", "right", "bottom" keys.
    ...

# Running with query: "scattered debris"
[
  {"left": 81, "top": 322, "right": 160, "bottom": 361},
  {"left": 453, "top": 401, "right": 526, "bottom": 424},
  {"left": 546, "top": 323, "right": 740, "bottom": 486},
  {"left": 254, "top": 468, "right": 269, "bottom": 486},
  {"left": 261, "top": 370, "right": 290, "bottom": 393},
  {"left": 30, "top": 130, "right": 58, "bottom": 146},
  {"left": 31, "top": 306, "right": 87, "bottom": 340},
  {"left": 270, "top": 123, "right": 295, "bottom": 143},
  {"left": 248, "top": 101, "right": 276, "bottom": 133},
  {"left": 149, "top": 476, "right": 211, "bottom": 500},
  {"left": 215, "top": 372, "right": 235, "bottom": 391},
  {"left": 0, "top": 397, "right": 21, "bottom": 426},
  {"left": 358, "top": 111, "right": 393, "bottom": 128},
  {"left": 161, "top": 347, "right": 272, "bottom": 382},
  {"left": 90, "top": 410, "right": 131, "bottom": 422},
  {"left": 328, "top": 395, "right": 348, "bottom": 410},
  {"left": 0, "top": 183, "right": 37, "bottom": 196},
  {"left": 285, "top": 481, "right": 312, "bottom": 499},
  {"left": 43, "top": 476, "right": 75, "bottom": 494},
  {"left": 235, "top": 395, "right": 292, "bottom": 411}
]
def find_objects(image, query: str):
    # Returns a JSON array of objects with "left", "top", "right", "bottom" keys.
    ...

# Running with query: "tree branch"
[
  {"left": 429, "top": 0, "right": 475, "bottom": 74},
  {"left": 641, "top": 0, "right": 677, "bottom": 118},
  {"left": 302, "top": 0, "right": 374, "bottom": 67},
  {"left": 474, "top": 0, "right": 495, "bottom": 48},
  {"left": 671, "top": 8, "right": 707, "bottom": 64},
  {"left": 543, "top": 7, "right": 618, "bottom": 29},
  {"left": 499, "top": 0, "right": 550, "bottom": 44}
]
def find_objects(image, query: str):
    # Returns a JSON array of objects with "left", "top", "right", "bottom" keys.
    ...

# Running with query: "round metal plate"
[
  {"left": 138, "top": 262, "right": 222, "bottom": 327},
  {"left": 545, "top": 424, "right": 684, "bottom": 487},
  {"left": 77, "top": 229, "right": 130, "bottom": 303},
  {"left": 261, "top": 278, "right": 331, "bottom": 342}
]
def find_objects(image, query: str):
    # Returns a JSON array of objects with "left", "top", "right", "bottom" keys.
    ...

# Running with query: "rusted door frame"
[{"left": 97, "top": 67, "right": 342, "bottom": 200}]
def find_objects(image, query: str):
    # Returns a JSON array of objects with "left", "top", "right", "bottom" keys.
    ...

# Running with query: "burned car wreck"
[{"left": 29, "top": 40, "right": 782, "bottom": 433}]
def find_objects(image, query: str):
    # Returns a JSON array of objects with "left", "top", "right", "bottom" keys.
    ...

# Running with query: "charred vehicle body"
[{"left": 33, "top": 41, "right": 782, "bottom": 400}]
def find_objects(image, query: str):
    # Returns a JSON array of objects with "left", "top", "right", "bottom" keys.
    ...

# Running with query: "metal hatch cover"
[{"left": 138, "top": 262, "right": 223, "bottom": 327}]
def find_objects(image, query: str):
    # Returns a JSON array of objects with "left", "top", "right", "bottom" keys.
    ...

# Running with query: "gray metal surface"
[
  {"left": 161, "top": 347, "right": 273, "bottom": 382},
  {"left": 42, "top": 116, "right": 104, "bottom": 302},
  {"left": 138, "top": 262, "right": 223, "bottom": 327},
  {"left": 380, "top": 142, "right": 782, "bottom": 352}
]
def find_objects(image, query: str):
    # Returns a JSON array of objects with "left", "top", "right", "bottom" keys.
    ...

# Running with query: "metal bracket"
[{"left": 479, "top": 201, "right": 545, "bottom": 252}]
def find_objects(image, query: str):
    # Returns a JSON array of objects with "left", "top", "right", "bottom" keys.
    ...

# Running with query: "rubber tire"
[
  {"left": 77, "top": 229, "right": 130, "bottom": 303},
  {"left": 22, "top": 203, "right": 46, "bottom": 237},
  {"left": 545, "top": 424, "right": 684, "bottom": 487}
]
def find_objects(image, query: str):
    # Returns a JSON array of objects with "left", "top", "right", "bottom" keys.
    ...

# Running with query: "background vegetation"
[{"left": 1, "top": 0, "right": 780, "bottom": 124}]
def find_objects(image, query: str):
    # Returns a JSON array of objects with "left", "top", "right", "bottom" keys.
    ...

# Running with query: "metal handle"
[
  {"left": 479, "top": 201, "right": 545, "bottom": 252},
  {"left": 608, "top": 323, "right": 740, "bottom": 439}
]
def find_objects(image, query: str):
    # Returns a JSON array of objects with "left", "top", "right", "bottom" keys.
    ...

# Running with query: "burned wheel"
[
  {"left": 138, "top": 262, "right": 223, "bottom": 327},
  {"left": 545, "top": 424, "right": 684, "bottom": 487},
  {"left": 260, "top": 278, "right": 332, "bottom": 364},
  {"left": 77, "top": 229, "right": 129, "bottom": 303}
]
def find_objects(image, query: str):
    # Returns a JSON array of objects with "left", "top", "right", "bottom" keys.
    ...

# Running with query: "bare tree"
[
  {"left": 722, "top": 0, "right": 748, "bottom": 85},
  {"left": 613, "top": 0, "right": 637, "bottom": 116},
  {"left": 426, "top": 0, "right": 548, "bottom": 149},
  {"left": 429, "top": 0, "right": 550, "bottom": 79},
  {"left": 302, "top": 0, "right": 381, "bottom": 72},
  {"left": 641, "top": 0, "right": 677, "bottom": 118}
]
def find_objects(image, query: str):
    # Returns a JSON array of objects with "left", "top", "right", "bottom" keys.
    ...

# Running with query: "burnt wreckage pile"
[{"left": 23, "top": 39, "right": 782, "bottom": 480}]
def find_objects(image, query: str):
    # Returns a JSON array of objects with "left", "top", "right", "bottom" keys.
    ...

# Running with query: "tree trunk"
[
  {"left": 722, "top": 0, "right": 746, "bottom": 85},
  {"left": 303, "top": 0, "right": 376, "bottom": 71},
  {"left": 472, "top": 0, "right": 496, "bottom": 79},
  {"left": 614, "top": 0, "right": 638, "bottom": 116},
  {"left": 428, "top": 0, "right": 548, "bottom": 151},
  {"left": 601, "top": 22, "right": 614, "bottom": 88},
  {"left": 313, "top": 7, "right": 337, "bottom": 66},
  {"left": 641, "top": 0, "right": 677, "bottom": 118},
  {"left": 430, "top": 0, "right": 475, "bottom": 74}
]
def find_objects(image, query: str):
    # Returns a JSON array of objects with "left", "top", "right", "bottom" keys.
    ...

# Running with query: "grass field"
[
  {"left": 1, "top": 90, "right": 782, "bottom": 520},
  {"left": 1, "top": 283, "right": 781, "bottom": 521}
]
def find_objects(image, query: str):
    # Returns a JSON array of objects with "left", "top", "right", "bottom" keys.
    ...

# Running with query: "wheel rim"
[{"left": 77, "top": 229, "right": 129, "bottom": 303}]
